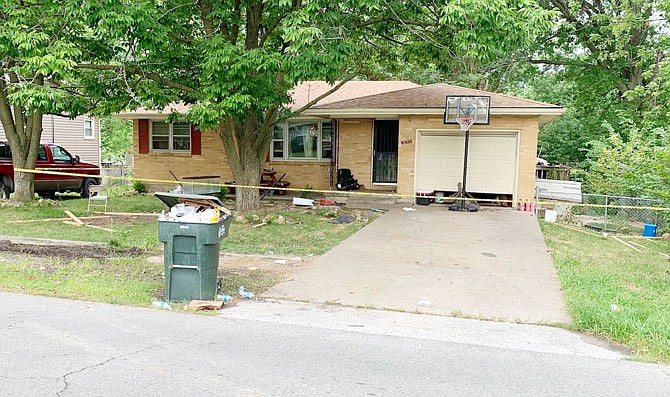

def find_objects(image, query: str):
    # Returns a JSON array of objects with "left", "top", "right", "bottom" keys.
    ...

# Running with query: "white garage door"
[{"left": 416, "top": 132, "right": 517, "bottom": 194}]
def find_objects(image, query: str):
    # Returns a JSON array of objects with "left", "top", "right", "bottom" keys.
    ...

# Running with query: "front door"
[{"left": 373, "top": 120, "right": 398, "bottom": 184}]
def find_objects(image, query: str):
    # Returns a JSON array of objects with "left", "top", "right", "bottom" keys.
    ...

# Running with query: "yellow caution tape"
[{"left": 13, "top": 167, "right": 670, "bottom": 211}]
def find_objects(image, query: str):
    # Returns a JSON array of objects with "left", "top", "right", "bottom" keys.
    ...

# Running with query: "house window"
[
  {"left": 271, "top": 120, "right": 333, "bottom": 161},
  {"left": 83, "top": 119, "right": 94, "bottom": 139},
  {"left": 151, "top": 121, "right": 191, "bottom": 152}
]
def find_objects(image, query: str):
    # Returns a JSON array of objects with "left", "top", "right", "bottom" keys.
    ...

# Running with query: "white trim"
[
  {"left": 270, "top": 120, "right": 333, "bottom": 162},
  {"left": 150, "top": 120, "right": 191, "bottom": 153},
  {"left": 414, "top": 128, "right": 520, "bottom": 203},
  {"left": 303, "top": 107, "right": 564, "bottom": 117},
  {"left": 83, "top": 119, "right": 94, "bottom": 139}
]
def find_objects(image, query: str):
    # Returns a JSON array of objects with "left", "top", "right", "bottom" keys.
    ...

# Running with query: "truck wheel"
[
  {"left": 81, "top": 178, "right": 98, "bottom": 198},
  {"left": 0, "top": 176, "right": 12, "bottom": 200}
]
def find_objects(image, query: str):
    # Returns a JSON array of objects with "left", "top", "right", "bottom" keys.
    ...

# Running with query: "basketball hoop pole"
[
  {"left": 444, "top": 96, "right": 490, "bottom": 212},
  {"left": 460, "top": 125, "right": 471, "bottom": 211}
]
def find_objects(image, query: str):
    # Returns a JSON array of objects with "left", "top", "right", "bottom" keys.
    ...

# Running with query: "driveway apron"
[{"left": 266, "top": 206, "right": 571, "bottom": 324}]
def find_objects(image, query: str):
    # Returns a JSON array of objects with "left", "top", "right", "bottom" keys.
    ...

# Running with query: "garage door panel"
[{"left": 417, "top": 132, "right": 517, "bottom": 194}]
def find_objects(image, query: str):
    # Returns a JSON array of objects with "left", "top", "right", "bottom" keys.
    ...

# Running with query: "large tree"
[
  {"left": 0, "top": 1, "right": 93, "bottom": 200},
  {"left": 5, "top": 1, "right": 554, "bottom": 208}
]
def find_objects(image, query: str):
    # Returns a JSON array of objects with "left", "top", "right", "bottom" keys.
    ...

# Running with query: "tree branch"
[
  {"left": 75, "top": 64, "right": 198, "bottom": 94},
  {"left": 291, "top": 64, "right": 363, "bottom": 115}
]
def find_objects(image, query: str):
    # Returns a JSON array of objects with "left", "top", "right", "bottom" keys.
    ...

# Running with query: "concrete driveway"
[{"left": 266, "top": 206, "right": 571, "bottom": 324}]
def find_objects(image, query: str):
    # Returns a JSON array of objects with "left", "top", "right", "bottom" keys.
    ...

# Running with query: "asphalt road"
[{"left": 1, "top": 293, "right": 669, "bottom": 396}]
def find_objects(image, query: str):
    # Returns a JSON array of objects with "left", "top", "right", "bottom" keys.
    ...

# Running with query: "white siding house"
[{"left": 0, "top": 114, "right": 101, "bottom": 166}]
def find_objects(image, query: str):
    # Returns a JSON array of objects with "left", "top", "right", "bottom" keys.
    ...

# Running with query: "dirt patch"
[{"left": 0, "top": 240, "right": 144, "bottom": 261}]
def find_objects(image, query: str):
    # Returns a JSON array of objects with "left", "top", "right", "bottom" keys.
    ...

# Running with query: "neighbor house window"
[
  {"left": 83, "top": 119, "right": 94, "bottom": 139},
  {"left": 151, "top": 121, "right": 191, "bottom": 152},
  {"left": 271, "top": 120, "right": 333, "bottom": 160}
]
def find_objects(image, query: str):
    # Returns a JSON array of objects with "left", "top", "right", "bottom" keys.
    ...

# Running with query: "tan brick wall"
[
  {"left": 134, "top": 114, "right": 540, "bottom": 202},
  {"left": 336, "top": 119, "right": 373, "bottom": 189},
  {"left": 133, "top": 120, "right": 332, "bottom": 192},
  {"left": 267, "top": 161, "right": 332, "bottom": 191},
  {"left": 397, "top": 114, "right": 540, "bottom": 203},
  {"left": 133, "top": 121, "right": 233, "bottom": 192}
]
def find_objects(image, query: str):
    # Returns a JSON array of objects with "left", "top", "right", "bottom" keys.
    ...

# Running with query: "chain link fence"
[
  {"left": 101, "top": 165, "right": 132, "bottom": 187},
  {"left": 567, "top": 194, "right": 669, "bottom": 235}
]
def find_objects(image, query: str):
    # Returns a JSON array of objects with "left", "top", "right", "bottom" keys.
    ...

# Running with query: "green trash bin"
[{"left": 156, "top": 192, "right": 232, "bottom": 301}]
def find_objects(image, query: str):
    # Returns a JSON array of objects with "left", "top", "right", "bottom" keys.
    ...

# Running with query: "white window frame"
[
  {"left": 83, "top": 119, "right": 94, "bottom": 139},
  {"left": 150, "top": 121, "right": 191, "bottom": 153},
  {"left": 271, "top": 120, "right": 333, "bottom": 161}
]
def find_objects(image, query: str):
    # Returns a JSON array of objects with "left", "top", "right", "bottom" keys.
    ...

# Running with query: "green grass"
[
  {"left": 541, "top": 222, "right": 670, "bottom": 362},
  {"left": 0, "top": 194, "right": 165, "bottom": 249},
  {"left": 0, "top": 195, "right": 372, "bottom": 307},
  {"left": 0, "top": 256, "right": 163, "bottom": 306},
  {"left": 0, "top": 195, "right": 369, "bottom": 255},
  {"left": 224, "top": 208, "right": 369, "bottom": 255}
]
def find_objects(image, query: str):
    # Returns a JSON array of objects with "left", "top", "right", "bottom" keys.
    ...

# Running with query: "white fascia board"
[{"left": 302, "top": 107, "right": 565, "bottom": 118}]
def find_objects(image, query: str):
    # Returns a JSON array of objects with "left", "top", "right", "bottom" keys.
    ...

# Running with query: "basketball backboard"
[{"left": 444, "top": 96, "right": 491, "bottom": 125}]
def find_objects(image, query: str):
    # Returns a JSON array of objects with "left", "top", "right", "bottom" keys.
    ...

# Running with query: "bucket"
[
  {"left": 544, "top": 209, "right": 557, "bottom": 223},
  {"left": 434, "top": 191, "right": 445, "bottom": 204},
  {"left": 642, "top": 224, "right": 657, "bottom": 238}
]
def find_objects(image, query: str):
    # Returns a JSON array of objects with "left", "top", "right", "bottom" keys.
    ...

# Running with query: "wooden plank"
[
  {"left": 62, "top": 220, "right": 114, "bottom": 232},
  {"left": 612, "top": 236, "right": 642, "bottom": 252},
  {"left": 64, "top": 210, "right": 85, "bottom": 225},
  {"left": 101, "top": 212, "right": 157, "bottom": 216},
  {"left": 7, "top": 216, "right": 110, "bottom": 224}
]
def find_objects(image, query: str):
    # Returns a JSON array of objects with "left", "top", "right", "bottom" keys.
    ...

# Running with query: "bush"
[
  {"left": 300, "top": 184, "right": 314, "bottom": 199},
  {"left": 133, "top": 180, "right": 147, "bottom": 194}
]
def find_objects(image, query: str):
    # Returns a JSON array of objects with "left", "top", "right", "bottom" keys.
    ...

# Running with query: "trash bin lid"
[{"left": 155, "top": 192, "right": 225, "bottom": 209}]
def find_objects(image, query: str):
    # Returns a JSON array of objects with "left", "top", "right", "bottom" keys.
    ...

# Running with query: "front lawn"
[
  {"left": 541, "top": 222, "right": 670, "bottom": 363},
  {"left": 0, "top": 194, "right": 373, "bottom": 306}
]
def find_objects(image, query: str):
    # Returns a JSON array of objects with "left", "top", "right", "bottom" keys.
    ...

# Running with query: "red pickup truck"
[{"left": 0, "top": 142, "right": 101, "bottom": 199}]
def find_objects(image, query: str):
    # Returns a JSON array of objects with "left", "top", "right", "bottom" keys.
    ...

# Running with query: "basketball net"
[{"left": 455, "top": 116, "right": 474, "bottom": 131}]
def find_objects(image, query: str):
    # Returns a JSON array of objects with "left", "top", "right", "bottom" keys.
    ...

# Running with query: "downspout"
[{"left": 51, "top": 115, "right": 55, "bottom": 143}]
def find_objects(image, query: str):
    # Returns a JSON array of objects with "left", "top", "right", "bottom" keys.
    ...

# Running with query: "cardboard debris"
[{"left": 185, "top": 300, "right": 225, "bottom": 311}]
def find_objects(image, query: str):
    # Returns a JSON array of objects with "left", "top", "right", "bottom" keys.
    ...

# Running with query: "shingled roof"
[{"left": 309, "top": 83, "right": 560, "bottom": 110}]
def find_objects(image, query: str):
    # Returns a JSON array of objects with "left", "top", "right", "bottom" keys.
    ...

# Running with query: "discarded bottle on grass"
[
  {"left": 238, "top": 286, "right": 255, "bottom": 299},
  {"left": 216, "top": 294, "right": 233, "bottom": 303},
  {"left": 152, "top": 301, "right": 171, "bottom": 310}
]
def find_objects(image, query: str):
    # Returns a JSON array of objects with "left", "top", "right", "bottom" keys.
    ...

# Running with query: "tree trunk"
[
  {"left": 0, "top": 74, "right": 44, "bottom": 202},
  {"left": 217, "top": 113, "right": 273, "bottom": 213}
]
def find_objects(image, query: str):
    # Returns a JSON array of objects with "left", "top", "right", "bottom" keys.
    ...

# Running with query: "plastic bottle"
[
  {"left": 216, "top": 294, "right": 233, "bottom": 303},
  {"left": 158, "top": 210, "right": 167, "bottom": 221},
  {"left": 151, "top": 301, "right": 171, "bottom": 309},
  {"left": 238, "top": 286, "right": 255, "bottom": 299}
]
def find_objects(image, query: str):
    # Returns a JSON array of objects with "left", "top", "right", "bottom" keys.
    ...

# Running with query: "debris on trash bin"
[
  {"left": 151, "top": 301, "right": 171, "bottom": 310},
  {"left": 185, "top": 300, "right": 224, "bottom": 311},
  {"left": 216, "top": 294, "right": 233, "bottom": 303},
  {"left": 402, "top": 207, "right": 417, "bottom": 212},
  {"left": 275, "top": 259, "right": 288, "bottom": 265},
  {"left": 329, "top": 215, "right": 355, "bottom": 224},
  {"left": 292, "top": 197, "right": 314, "bottom": 206},
  {"left": 238, "top": 286, "right": 255, "bottom": 299}
]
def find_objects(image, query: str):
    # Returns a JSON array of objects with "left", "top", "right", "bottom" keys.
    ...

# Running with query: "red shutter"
[
  {"left": 138, "top": 119, "right": 149, "bottom": 154},
  {"left": 191, "top": 124, "right": 201, "bottom": 155}
]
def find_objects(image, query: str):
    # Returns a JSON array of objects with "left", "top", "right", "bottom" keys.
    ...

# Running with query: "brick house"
[{"left": 121, "top": 81, "right": 563, "bottom": 204}]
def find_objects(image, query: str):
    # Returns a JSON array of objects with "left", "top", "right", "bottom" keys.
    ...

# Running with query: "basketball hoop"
[{"left": 455, "top": 116, "right": 474, "bottom": 131}]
